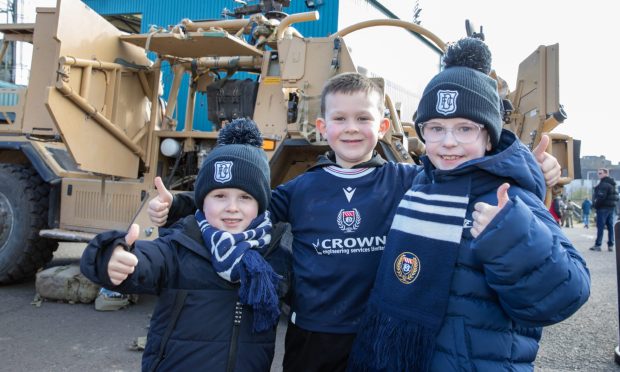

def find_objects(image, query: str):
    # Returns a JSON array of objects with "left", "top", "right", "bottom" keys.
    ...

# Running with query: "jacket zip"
[{"left": 226, "top": 301, "right": 243, "bottom": 372}]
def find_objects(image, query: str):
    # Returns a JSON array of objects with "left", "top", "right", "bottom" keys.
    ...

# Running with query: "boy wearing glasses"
[{"left": 349, "top": 37, "right": 590, "bottom": 371}]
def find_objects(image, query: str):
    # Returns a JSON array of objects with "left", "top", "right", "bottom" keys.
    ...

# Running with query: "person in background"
[
  {"left": 581, "top": 197, "right": 592, "bottom": 229},
  {"left": 562, "top": 198, "right": 574, "bottom": 228},
  {"left": 550, "top": 193, "right": 563, "bottom": 225},
  {"left": 590, "top": 168, "right": 619, "bottom": 251}
]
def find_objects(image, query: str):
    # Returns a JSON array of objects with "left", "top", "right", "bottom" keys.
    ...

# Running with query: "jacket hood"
[
  {"left": 601, "top": 176, "right": 617, "bottom": 187},
  {"left": 421, "top": 129, "right": 546, "bottom": 200}
]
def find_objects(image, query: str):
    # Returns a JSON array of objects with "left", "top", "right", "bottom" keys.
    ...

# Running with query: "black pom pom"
[
  {"left": 442, "top": 37, "right": 492, "bottom": 74},
  {"left": 217, "top": 118, "right": 263, "bottom": 147}
]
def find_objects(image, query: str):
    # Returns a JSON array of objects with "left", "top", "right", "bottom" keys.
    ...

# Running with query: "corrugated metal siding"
[
  {"left": 0, "top": 81, "right": 23, "bottom": 106},
  {"left": 82, "top": 1, "right": 434, "bottom": 129},
  {"left": 85, "top": 1, "right": 338, "bottom": 35},
  {"left": 0, "top": 91, "right": 18, "bottom": 106},
  {"left": 83, "top": 0, "right": 338, "bottom": 130}
]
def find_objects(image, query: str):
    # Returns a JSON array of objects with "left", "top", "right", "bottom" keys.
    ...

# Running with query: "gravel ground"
[{"left": 535, "top": 223, "right": 620, "bottom": 371}]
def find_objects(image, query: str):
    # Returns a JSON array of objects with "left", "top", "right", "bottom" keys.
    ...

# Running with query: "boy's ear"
[
  {"left": 486, "top": 135, "right": 492, "bottom": 151},
  {"left": 316, "top": 117, "right": 327, "bottom": 135},
  {"left": 377, "top": 117, "right": 391, "bottom": 139}
]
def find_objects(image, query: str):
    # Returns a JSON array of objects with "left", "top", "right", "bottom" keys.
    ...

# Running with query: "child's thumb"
[
  {"left": 497, "top": 183, "right": 510, "bottom": 209},
  {"left": 125, "top": 224, "right": 140, "bottom": 246},
  {"left": 532, "top": 134, "right": 550, "bottom": 162},
  {"left": 154, "top": 177, "right": 172, "bottom": 204}
]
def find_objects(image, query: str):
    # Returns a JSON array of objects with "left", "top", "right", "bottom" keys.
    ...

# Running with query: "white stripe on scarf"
[{"left": 391, "top": 190, "right": 468, "bottom": 244}]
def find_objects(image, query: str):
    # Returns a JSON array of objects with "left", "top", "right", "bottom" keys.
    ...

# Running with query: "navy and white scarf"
[
  {"left": 195, "top": 210, "right": 281, "bottom": 333},
  {"left": 349, "top": 177, "right": 470, "bottom": 372}
]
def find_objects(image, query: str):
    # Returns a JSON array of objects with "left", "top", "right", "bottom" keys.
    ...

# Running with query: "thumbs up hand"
[
  {"left": 471, "top": 183, "right": 510, "bottom": 239},
  {"left": 532, "top": 134, "right": 560, "bottom": 187},
  {"left": 108, "top": 224, "right": 140, "bottom": 285},
  {"left": 148, "top": 177, "right": 173, "bottom": 226}
]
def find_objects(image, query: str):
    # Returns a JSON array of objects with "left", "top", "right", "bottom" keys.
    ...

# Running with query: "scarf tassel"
[
  {"left": 239, "top": 250, "right": 282, "bottom": 333},
  {"left": 349, "top": 301, "right": 436, "bottom": 372}
]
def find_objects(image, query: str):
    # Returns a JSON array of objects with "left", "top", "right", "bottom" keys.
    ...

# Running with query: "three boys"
[{"left": 147, "top": 70, "right": 561, "bottom": 370}]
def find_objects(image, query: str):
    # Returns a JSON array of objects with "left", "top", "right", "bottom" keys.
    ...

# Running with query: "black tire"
[{"left": 0, "top": 163, "right": 58, "bottom": 284}]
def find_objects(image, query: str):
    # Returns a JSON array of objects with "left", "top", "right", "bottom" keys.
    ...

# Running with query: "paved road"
[
  {"left": 535, "top": 223, "right": 620, "bottom": 371},
  {"left": 0, "top": 224, "right": 619, "bottom": 371}
]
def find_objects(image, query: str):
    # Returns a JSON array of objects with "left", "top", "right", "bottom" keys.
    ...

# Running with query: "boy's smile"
[
  {"left": 202, "top": 188, "right": 259, "bottom": 233},
  {"left": 316, "top": 90, "right": 390, "bottom": 168},
  {"left": 423, "top": 118, "right": 491, "bottom": 170}
]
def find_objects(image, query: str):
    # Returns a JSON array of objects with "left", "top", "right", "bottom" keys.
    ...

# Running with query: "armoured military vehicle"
[{"left": 0, "top": 0, "right": 576, "bottom": 283}]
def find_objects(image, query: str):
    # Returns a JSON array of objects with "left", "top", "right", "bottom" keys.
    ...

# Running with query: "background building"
[{"left": 564, "top": 155, "right": 620, "bottom": 212}]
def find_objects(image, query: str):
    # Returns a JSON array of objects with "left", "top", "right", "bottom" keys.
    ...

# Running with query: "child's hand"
[
  {"left": 108, "top": 224, "right": 140, "bottom": 285},
  {"left": 471, "top": 183, "right": 510, "bottom": 238},
  {"left": 148, "top": 177, "right": 173, "bottom": 226},
  {"left": 533, "top": 135, "right": 561, "bottom": 187}
]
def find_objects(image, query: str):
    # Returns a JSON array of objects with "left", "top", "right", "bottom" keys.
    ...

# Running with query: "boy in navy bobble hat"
[
  {"left": 349, "top": 37, "right": 590, "bottom": 372},
  {"left": 195, "top": 119, "right": 271, "bottom": 215},
  {"left": 81, "top": 118, "right": 282, "bottom": 372}
]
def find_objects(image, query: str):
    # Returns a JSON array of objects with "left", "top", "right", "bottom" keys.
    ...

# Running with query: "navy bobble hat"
[
  {"left": 194, "top": 118, "right": 271, "bottom": 214},
  {"left": 415, "top": 37, "right": 503, "bottom": 148}
]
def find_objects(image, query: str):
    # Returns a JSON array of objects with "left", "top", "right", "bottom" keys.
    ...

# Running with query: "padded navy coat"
[
  {"left": 81, "top": 216, "right": 278, "bottom": 372},
  {"left": 416, "top": 131, "right": 591, "bottom": 370}
]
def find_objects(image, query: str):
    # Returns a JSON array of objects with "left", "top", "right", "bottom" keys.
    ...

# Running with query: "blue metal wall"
[{"left": 82, "top": 0, "right": 338, "bottom": 130}]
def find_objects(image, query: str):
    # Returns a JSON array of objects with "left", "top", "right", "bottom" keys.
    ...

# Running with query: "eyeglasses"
[{"left": 418, "top": 121, "right": 485, "bottom": 144}]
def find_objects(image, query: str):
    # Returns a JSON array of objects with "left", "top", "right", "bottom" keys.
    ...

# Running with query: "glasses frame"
[{"left": 417, "top": 121, "right": 486, "bottom": 144}]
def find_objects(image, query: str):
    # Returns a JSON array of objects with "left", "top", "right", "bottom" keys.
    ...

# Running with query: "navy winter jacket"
[
  {"left": 416, "top": 130, "right": 591, "bottom": 370},
  {"left": 80, "top": 216, "right": 279, "bottom": 372}
]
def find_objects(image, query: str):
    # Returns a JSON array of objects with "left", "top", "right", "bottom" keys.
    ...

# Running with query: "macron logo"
[{"left": 343, "top": 187, "right": 356, "bottom": 202}]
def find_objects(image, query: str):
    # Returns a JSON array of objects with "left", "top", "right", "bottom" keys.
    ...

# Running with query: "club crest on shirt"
[
  {"left": 337, "top": 208, "right": 361, "bottom": 233},
  {"left": 214, "top": 161, "right": 233, "bottom": 183},
  {"left": 436, "top": 89, "right": 458, "bottom": 115},
  {"left": 394, "top": 252, "right": 420, "bottom": 284}
]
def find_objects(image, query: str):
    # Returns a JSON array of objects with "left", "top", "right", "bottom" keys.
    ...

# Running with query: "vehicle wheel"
[{"left": 0, "top": 163, "right": 58, "bottom": 284}]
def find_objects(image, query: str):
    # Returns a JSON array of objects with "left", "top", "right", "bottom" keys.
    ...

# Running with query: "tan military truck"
[{"left": 0, "top": 0, "right": 575, "bottom": 283}]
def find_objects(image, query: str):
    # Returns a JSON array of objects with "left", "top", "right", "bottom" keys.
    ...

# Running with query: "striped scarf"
[
  {"left": 195, "top": 210, "right": 281, "bottom": 333},
  {"left": 349, "top": 177, "right": 470, "bottom": 372}
]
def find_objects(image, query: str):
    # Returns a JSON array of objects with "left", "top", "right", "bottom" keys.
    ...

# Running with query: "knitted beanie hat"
[
  {"left": 415, "top": 37, "right": 503, "bottom": 148},
  {"left": 194, "top": 118, "right": 271, "bottom": 214}
]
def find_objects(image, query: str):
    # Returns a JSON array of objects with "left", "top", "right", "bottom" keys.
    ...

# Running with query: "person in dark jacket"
[
  {"left": 550, "top": 194, "right": 563, "bottom": 225},
  {"left": 581, "top": 198, "right": 592, "bottom": 228},
  {"left": 590, "top": 168, "right": 619, "bottom": 251},
  {"left": 348, "top": 37, "right": 590, "bottom": 372},
  {"left": 81, "top": 119, "right": 284, "bottom": 372}
]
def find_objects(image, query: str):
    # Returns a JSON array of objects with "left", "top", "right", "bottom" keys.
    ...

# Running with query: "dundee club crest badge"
[
  {"left": 214, "top": 161, "right": 233, "bottom": 183},
  {"left": 436, "top": 90, "right": 458, "bottom": 115},
  {"left": 337, "top": 208, "right": 361, "bottom": 233},
  {"left": 394, "top": 252, "right": 420, "bottom": 284}
]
